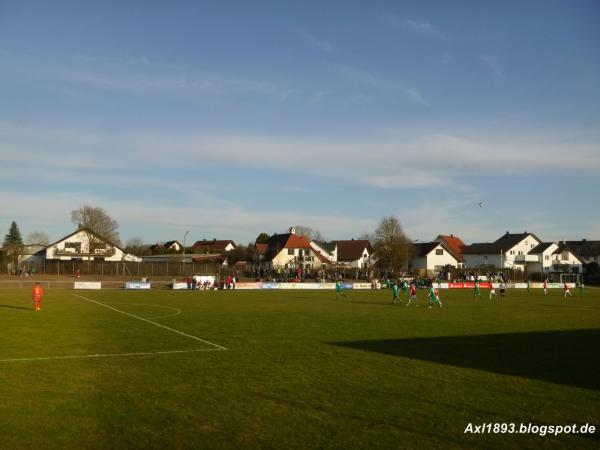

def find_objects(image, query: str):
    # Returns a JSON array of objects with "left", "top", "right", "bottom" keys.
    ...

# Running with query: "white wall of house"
[
  {"left": 503, "top": 235, "right": 542, "bottom": 267},
  {"left": 550, "top": 250, "right": 583, "bottom": 273},
  {"left": 309, "top": 242, "right": 335, "bottom": 262},
  {"left": 527, "top": 243, "right": 557, "bottom": 274},
  {"left": 271, "top": 248, "right": 325, "bottom": 270},
  {"left": 341, "top": 247, "right": 372, "bottom": 269},
  {"left": 168, "top": 242, "right": 182, "bottom": 251},
  {"left": 411, "top": 245, "right": 459, "bottom": 271},
  {"left": 465, "top": 234, "right": 542, "bottom": 269},
  {"left": 464, "top": 254, "right": 502, "bottom": 268},
  {"left": 46, "top": 230, "right": 141, "bottom": 262}
]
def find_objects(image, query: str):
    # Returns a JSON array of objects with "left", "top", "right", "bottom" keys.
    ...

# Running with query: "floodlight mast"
[{"left": 183, "top": 230, "right": 190, "bottom": 273}]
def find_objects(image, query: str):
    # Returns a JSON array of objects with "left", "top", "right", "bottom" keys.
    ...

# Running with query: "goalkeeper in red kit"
[{"left": 32, "top": 282, "right": 44, "bottom": 311}]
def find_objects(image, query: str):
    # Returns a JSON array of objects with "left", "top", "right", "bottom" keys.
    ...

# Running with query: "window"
[
  {"left": 510, "top": 251, "right": 515, "bottom": 255},
  {"left": 64, "top": 242, "right": 81, "bottom": 252},
  {"left": 562, "top": 252, "right": 569, "bottom": 261},
  {"left": 545, "top": 255, "right": 550, "bottom": 260},
  {"left": 518, "top": 251, "right": 523, "bottom": 255},
  {"left": 288, "top": 249, "right": 295, "bottom": 255},
  {"left": 435, "top": 249, "right": 443, "bottom": 255}
]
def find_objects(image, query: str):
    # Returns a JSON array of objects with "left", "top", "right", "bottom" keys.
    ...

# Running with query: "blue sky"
[{"left": 1, "top": 1, "right": 599, "bottom": 246}]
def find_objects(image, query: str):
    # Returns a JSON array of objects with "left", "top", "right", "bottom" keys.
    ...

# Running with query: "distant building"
[
  {"left": 463, "top": 231, "right": 582, "bottom": 274},
  {"left": 18, "top": 244, "right": 47, "bottom": 266},
  {"left": 564, "top": 240, "right": 600, "bottom": 265},
  {"left": 150, "top": 240, "right": 183, "bottom": 253},
  {"left": 192, "top": 239, "right": 236, "bottom": 254},
  {"left": 529, "top": 242, "right": 583, "bottom": 275},
  {"left": 463, "top": 232, "right": 542, "bottom": 270},
  {"left": 262, "top": 227, "right": 329, "bottom": 271},
  {"left": 45, "top": 228, "right": 141, "bottom": 262},
  {"left": 410, "top": 242, "right": 461, "bottom": 273},
  {"left": 435, "top": 234, "right": 465, "bottom": 267},
  {"left": 331, "top": 240, "right": 373, "bottom": 269}
]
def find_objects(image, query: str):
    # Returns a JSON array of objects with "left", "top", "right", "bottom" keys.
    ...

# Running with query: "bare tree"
[
  {"left": 372, "top": 216, "right": 411, "bottom": 272},
  {"left": 293, "top": 225, "right": 325, "bottom": 242},
  {"left": 124, "top": 237, "right": 150, "bottom": 256},
  {"left": 357, "top": 231, "right": 374, "bottom": 242},
  {"left": 70, "top": 205, "right": 120, "bottom": 248},
  {"left": 26, "top": 231, "right": 50, "bottom": 246}
]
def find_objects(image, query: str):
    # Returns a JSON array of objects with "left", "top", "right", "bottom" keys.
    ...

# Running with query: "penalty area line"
[
  {"left": 72, "top": 294, "right": 227, "bottom": 351},
  {"left": 0, "top": 348, "right": 222, "bottom": 363}
]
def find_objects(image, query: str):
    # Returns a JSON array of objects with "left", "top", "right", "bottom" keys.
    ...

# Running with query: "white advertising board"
[{"left": 74, "top": 282, "right": 102, "bottom": 289}]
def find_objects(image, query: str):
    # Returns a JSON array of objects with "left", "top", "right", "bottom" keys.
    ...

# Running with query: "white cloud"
[
  {"left": 382, "top": 13, "right": 446, "bottom": 39},
  {"left": 331, "top": 64, "right": 429, "bottom": 106},
  {"left": 297, "top": 28, "right": 335, "bottom": 54},
  {"left": 4, "top": 49, "right": 294, "bottom": 100},
  {"left": 1, "top": 122, "right": 599, "bottom": 192},
  {"left": 0, "top": 190, "right": 376, "bottom": 244}
]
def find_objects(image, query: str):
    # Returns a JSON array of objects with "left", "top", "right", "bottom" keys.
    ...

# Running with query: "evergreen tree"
[
  {"left": 3, "top": 221, "right": 24, "bottom": 272},
  {"left": 3, "top": 221, "right": 23, "bottom": 246}
]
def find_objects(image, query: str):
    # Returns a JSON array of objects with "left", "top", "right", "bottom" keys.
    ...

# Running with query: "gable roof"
[
  {"left": 412, "top": 242, "right": 441, "bottom": 258},
  {"left": 564, "top": 240, "right": 600, "bottom": 258},
  {"left": 263, "top": 232, "right": 313, "bottom": 261},
  {"left": 552, "top": 243, "right": 583, "bottom": 262},
  {"left": 192, "top": 239, "right": 236, "bottom": 252},
  {"left": 312, "top": 240, "right": 336, "bottom": 253},
  {"left": 332, "top": 240, "right": 372, "bottom": 261},
  {"left": 530, "top": 242, "right": 556, "bottom": 254},
  {"left": 413, "top": 241, "right": 461, "bottom": 261},
  {"left": 436, "top": 235, "right": 465, "bottom": 261},
  {"left": 463, "top": 232, "right": 541, "bottom": 255},
  {"left": 47, "top": 227, "right": 126, "bottom": 254}
]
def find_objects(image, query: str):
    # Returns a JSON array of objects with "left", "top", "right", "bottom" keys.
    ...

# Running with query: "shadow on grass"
[
  {"left": 331, "top": 329, "right": 600, "bottom": 390},
  {"left": 0, "top": 304, "right": 31, "bottom": 311}
]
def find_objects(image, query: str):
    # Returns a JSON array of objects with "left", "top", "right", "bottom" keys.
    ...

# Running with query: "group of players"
[
  {"left": 28, "top": 278, "right": 581, "bottom": 311},
  {"left": 335, "top": 277, "right": 579, "bottom": 309}
]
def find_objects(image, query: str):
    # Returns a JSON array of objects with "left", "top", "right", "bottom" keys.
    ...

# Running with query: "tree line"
[{"left": 2, "top": 205, "right": 414, "bottom": 272}]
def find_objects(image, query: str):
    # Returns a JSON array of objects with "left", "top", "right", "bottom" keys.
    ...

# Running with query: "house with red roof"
[
  {"left": 435, "top": 234, "right": 465, "bottom": 267},
  {"left": 262, "top": 227, "right": 329, "bottom": 271},
  {"left": 192, "top": 239, "right": 236, "bottom": 254},
  {"left": 410, "top": 241, "right": 462, "bottom": 273}
]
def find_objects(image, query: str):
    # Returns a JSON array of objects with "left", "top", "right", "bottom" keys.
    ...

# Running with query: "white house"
[
  {"left": 45, "top": 228, "right": 141, "bottom": 262},
  {"left": 564, "top": 240, "right": 600, "bottom": 265},
  {"left": 332, "top": 240, "right": 373, "bottom": 269},
  {"left": 150, "top": 240, "right": 183, "bottom": 253},
  {"left": 18, "top": 244, "right": 47, "bottom": 266},
  {"left": 309, "top": 240, "right": 337, "bottom": 263},
  {"left": 192, "top": 239, "right": 236, "bottom": 254},
  {"left": 263, "top": 227, "right": 329, "bottom": 271},
  {"left": 463, "top": 232, "right": 543, "bottom": 270},
  {"left": 547, "top": 243, "right": 583, "bottom": 274},
  {"left": 410, "top": 242, "right": 461, "bottom": 273}
]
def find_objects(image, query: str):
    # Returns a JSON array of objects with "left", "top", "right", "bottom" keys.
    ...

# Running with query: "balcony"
[
  {"left": 513, "top": 254, "right": 539, "bottom": 262},
  {"left": 54, "top": 246, "right": 116, "bottom": 258}
]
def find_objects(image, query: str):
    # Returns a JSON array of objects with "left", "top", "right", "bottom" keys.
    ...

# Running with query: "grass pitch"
[{"left": 0, "top": 287, "right": 599, "bottom": 449}]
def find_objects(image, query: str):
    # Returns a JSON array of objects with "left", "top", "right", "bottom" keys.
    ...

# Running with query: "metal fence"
[{"left": 10, "top": 260, "right": 232, "bottom": 278}]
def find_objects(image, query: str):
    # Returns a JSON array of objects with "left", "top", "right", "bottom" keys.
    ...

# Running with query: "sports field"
[{"left": 1, "top": 287, "right": 599, "bottom": 449}]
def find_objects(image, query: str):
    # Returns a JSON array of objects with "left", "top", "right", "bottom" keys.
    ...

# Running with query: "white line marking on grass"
[
  {"left": 110, "top": 302, "right": 182, "bottom": 320},
  {"left": 0, "top": 348, "right": 222, "bottom": 362},
  {"left": 73, "top": 294, "right": 227, "bottom": 351}
]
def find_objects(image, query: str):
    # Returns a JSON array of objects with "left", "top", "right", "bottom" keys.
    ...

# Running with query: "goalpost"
[{"left": 559, "top": 273, "right": 582, "bottom": 285}]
